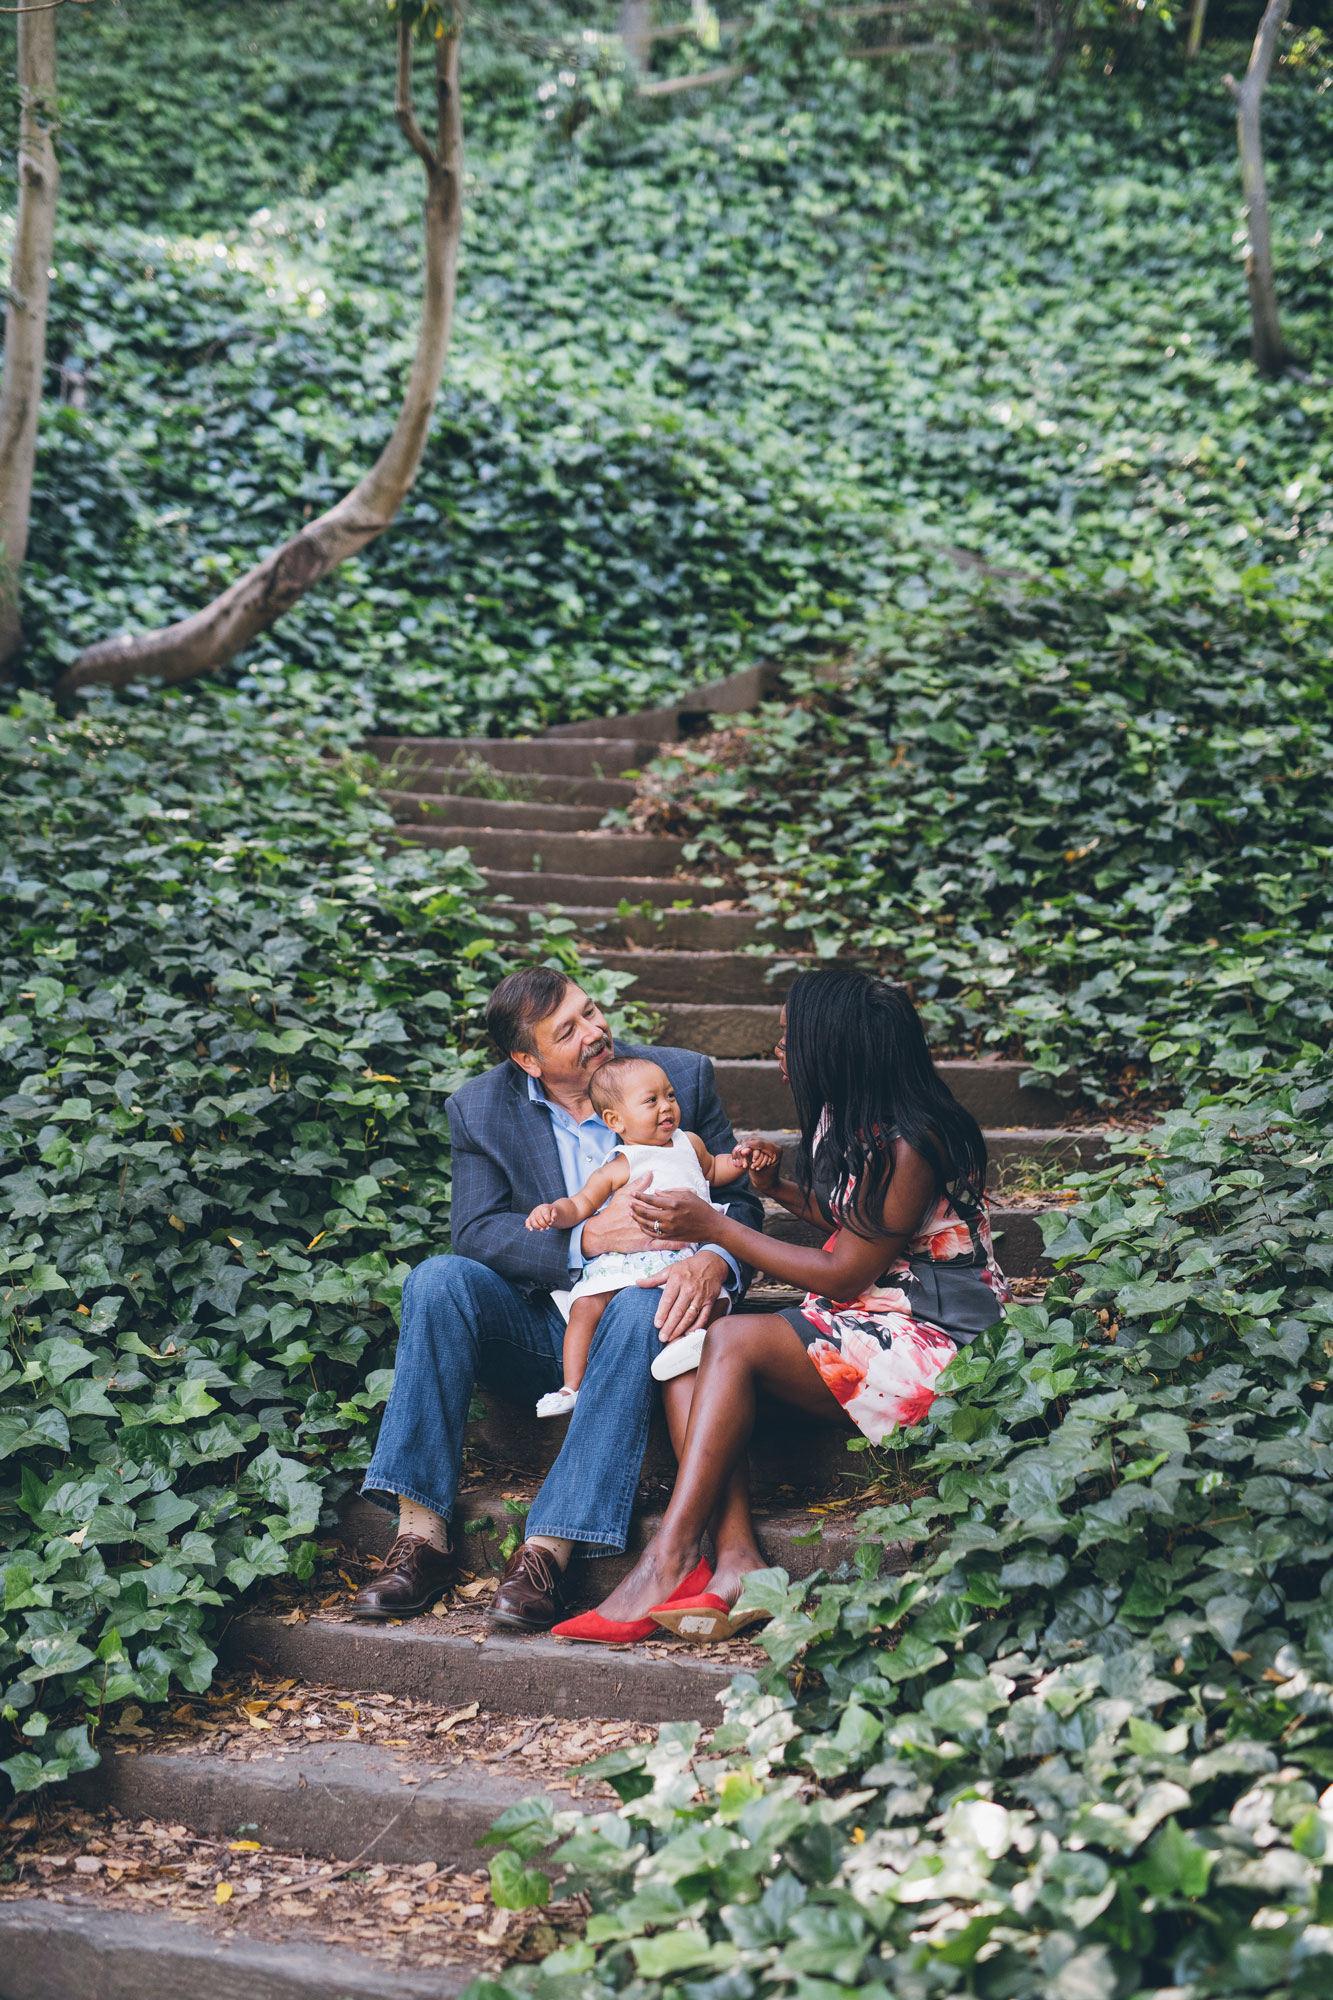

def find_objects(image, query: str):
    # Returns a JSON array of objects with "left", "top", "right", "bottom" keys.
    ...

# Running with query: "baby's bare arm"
[
  {"left": 687, "top": 1130, "right": 747, "bottom": 1187},
  {"left": 526, "top": 1156, "right": 628, "bottom": 1232}
]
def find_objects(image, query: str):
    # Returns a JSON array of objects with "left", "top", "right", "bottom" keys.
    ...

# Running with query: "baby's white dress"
[{"left": 554, "top": 1129, "right": 717, "bottom": 1317}]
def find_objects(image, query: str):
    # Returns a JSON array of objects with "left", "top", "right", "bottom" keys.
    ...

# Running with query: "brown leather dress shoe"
[
  {"left": 490, "top": 1541, "right": 569, "bottom": 1633},
  {"left": 348, "top": 1533, "right": 454, "bottom": 1620}
]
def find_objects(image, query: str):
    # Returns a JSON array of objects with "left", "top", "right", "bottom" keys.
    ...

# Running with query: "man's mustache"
[{"left": 580, "top": 1034, "right": 611, "bottom": 1066}]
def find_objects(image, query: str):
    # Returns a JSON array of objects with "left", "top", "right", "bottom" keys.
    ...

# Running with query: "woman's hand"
[
  {"left": 581, "top": 1173, "right": 679, "bottom": 1256},
  {"left": 630, "top": 1184, "right": 717, "bottom": 1245},
  {"left": 733, "top": 1140, "right": 781, "bottom": 1196}
]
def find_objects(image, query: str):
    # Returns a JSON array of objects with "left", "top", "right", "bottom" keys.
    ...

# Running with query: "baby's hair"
[{"left": 588, "top": 1055, "right": 663, "bottom": 1117}]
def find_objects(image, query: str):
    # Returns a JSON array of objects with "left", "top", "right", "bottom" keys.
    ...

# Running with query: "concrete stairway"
[
  {"left": 7, "top": 671, "right": 1109, "bottom": 2000},
  {"left": 368, "top": 663, "right": 1102, "bottom": 1290}
]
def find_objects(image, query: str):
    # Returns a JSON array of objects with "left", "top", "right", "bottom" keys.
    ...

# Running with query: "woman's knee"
[
  {"left": 704, "top": 1312, "right": 815, "bottom": 1381},
  {"left": 700, "top": 1313, "right": 761, "bottom": 1367}
]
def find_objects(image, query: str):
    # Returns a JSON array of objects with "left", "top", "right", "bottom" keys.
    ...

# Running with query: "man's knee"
[
  {"left": 598, "top": 1285, "right": 665, "bottom": 1345},
  {"left": 401, "top": 1254, "right": 501, "bottom": 1331}
]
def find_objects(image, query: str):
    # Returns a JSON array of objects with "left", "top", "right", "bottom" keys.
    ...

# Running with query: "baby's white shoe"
[
  {"left": 536, "top": 1385, "right": 579, "bottom": 1419},
  {"left": 651, "top": 1324, "right": 708, "bottom": 1382}
]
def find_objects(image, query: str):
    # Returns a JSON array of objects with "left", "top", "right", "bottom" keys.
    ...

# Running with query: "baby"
[{"left": 525, "top": 1055, "right": 750, "bottom": 1417}]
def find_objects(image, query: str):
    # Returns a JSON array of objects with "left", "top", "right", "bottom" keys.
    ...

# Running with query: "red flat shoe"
[
  {"left": 650, "top": 1591, "right": 769, "bottom": 1642},
  {"left": 551, "top": 1559, "right": 713, "bottom": 1646}
]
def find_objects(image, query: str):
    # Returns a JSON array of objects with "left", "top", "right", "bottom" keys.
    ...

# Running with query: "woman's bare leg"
[
  {"left": 596, "top": 1313, "right": 848, "bottom": 1620},
  {"left": 660, "top": 1372, "right": 761, "bottom": 1602}
]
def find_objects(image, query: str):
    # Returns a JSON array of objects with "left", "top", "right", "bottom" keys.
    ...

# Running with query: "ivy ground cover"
[
  {"left": 631, "top": 559, "right": 1333, "bottom": 1101},
  {"left": 473, "top": 1054, "right": 1333, "bottom": 1999},
  {"left": 13, "top": 2, "right": 1333, "bottom": 735},
  {"left": 0, "top": 687, "right": 631, "bottom": 1790}
]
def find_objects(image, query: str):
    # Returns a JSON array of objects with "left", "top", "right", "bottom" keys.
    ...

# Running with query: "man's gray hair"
[{"left": 486, "top": 966, "right": 575, "bottom": 1059}]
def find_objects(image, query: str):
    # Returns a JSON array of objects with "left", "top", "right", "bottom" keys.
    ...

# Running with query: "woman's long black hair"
[{"left": 784, "top": 966, "right": 987, "bottom": 1237}]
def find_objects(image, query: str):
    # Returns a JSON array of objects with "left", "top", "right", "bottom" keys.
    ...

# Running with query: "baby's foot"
[
  {"left": 650, "top": 1323, "right": 708, "bottom": 1382},
  {"left": 536, "top": 1385, "right": 579, "bottom": 1419}
]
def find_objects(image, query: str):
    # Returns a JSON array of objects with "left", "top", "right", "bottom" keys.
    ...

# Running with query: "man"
[{"left": 351, "top": 966, "right": 763, "bottom": 1630}]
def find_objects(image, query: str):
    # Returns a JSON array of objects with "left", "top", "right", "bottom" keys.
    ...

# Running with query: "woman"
[{"left": 552, "top": 965, "right": 1008, "bottom": 1645}]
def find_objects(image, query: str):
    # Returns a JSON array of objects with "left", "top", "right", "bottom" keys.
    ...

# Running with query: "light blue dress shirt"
[{"left": 525, "top": 1072, "right": 742, "bottom": 1296}]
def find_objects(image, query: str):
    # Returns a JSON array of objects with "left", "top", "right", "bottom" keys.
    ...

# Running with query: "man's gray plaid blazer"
[{"left": 445, "top": 1041, "right": 764, "bottom": 1293}]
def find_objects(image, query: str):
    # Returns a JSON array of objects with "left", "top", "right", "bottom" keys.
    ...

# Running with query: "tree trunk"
[
  {"left": 0, "top": 2, "right": 60, "bottom": 677},
  {"left": 1032, "top": 0, "right": 1078, "bottom": 82},
  {"left": 58, "top": 13, "right": 464, "bottom": 697},
  {"left": 619, "top": 2, "right": 655, "bottom": 70},
  {"left": 1224, "top": 0, "right": 1291, "bottom": 379},
  {"left": 1186, "top": 0, "right": 1209, "bottom": 60}
]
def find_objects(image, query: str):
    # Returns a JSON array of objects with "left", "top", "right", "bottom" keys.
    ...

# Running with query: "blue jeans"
[{"left": 362, "top": 1255, "right": 666, "bottom": 1555}]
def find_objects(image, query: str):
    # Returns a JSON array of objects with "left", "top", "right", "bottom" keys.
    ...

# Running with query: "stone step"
[
  {"left": 402, "top": 827, "right": 688, "bottom": 876},
  {"left": 513, "top": 905, "right": 765, "bottom": 949},
  {"left": 0, "top": 1903, "right": 462, "bottom": 2000},
  {"left": 480, "top": 868, "right": 705, "bottom": 909},
  {"left": 759, "top": 1197, "right": 1050, "bottom": 1273},
  {"left": 367, "top": 735, "right": 659, "bottom": 779},
  {"left": 543, "top": 703, "right": 684, "bottom": 744},
  {"left": 341, "top": 1487, "right": 870, "bottom": 1582},
  {"left": 71, "top": 1738, "right": 566, "bottom": 1873},
  {"left": 389, "top": 772, "right": 638, "bottom": 809},
  {"left": 714, "top": 1058, "right": 1074, "bottom": 1129},
  {"left": 746, "top": 1282, "right": 805, "bottom": 1311},
  {"left": 227, "top": 1616, "right": 740, "bottom": 1725},
  {"left": 588, "top": 949, "right": 796, "bottom": 1004},
  {"left": 736, "top": 1126, "right": 1115, "bottom": 1183},
  {"left": 383, "top": 791, "right": 607, "bottom": 832},
  {"left": 655, "top": 1001, "right": 781, "bottom": 1057},
  {"left": 543, "top": 664, "right": 780, "bottom": 739}
]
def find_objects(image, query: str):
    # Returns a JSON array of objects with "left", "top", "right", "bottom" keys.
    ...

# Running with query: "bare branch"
[
  {"left": 434, "top": 9, "right": 463, "bottom": 169},
  {"left": 852, "top": 41, "right": 983, "bottom": 58},
  {"left": 0, "top": 0, "right": 60, "bottom": 670},
  {"left": 396, "top": 12, "right": 437, "bottom": 172},
  {"left": 638, "top": 60, "right": 750, "bottom": 98},
  {"left": 59, "top": 10, "right": 466, "bottom": 694},
  {"left": 1225, "top": 0, "right": 1291, "bottom": 376},
  {"left": 1186, "top": 0, "right": 1209, "bottom": 61},
  {"left": 1240, "top": 0, "right": 1288, "bottom": 94}
]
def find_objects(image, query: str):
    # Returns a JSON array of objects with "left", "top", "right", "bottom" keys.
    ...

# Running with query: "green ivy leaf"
[{"left": 488, "top": 1849, "right": 551, "bottom": 1911}]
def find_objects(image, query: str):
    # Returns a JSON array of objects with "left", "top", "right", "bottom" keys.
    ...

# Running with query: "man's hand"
[
  {"left": 581, "top": 1173, "right": 690, "bottom": 1258},
  {"left": 640, "top": 1249, "right": 730, "bottom": 1344}
]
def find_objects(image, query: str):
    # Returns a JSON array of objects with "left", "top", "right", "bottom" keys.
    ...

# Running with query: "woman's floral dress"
[{"left": 780, "top": 1170, "right": 1009, "bottom": 1446}]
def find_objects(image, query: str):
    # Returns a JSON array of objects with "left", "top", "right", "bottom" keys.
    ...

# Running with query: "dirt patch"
[
  {"left": 0, "top": 1664, "right": 674, "bottom": 1975},
  {"left": 0, "top": 1800, "right": 580, "bottom": 1976},
  {"left": 100, "top": 1662, "right": 661, "bottom": 1796}
]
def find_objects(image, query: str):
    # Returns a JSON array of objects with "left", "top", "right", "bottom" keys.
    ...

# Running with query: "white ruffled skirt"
[{"left": 550, "top": 1243, "right": 698, "bottom": 1322}]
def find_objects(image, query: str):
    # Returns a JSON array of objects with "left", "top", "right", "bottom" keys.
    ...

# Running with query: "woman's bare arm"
[
  {"left": 632, "top": 1138, "right": 936, "bottom": 1296},
  {"left": 762, "top": 1174, "right": 828, "bottom": 1226}
]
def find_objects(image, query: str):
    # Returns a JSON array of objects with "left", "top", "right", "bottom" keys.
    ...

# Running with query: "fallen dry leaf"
[{"left": 434, "top": 1703, "right": 480, "bottom": 1733}]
